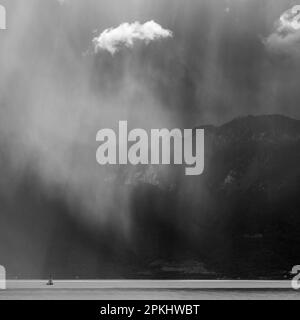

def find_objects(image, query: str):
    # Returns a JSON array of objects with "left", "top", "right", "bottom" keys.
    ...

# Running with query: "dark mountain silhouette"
[{"left": 128, "top": 115, "right": 300, "bottom": 278}]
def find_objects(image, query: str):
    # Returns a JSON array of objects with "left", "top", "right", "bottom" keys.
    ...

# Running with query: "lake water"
[{"left": 0, "top": 280, "right": 299, "bottom": 300}]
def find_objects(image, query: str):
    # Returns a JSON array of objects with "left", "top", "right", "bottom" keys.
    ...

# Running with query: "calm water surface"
[{"left": 0, "top": 280, "right": 299, "bottom": 300}]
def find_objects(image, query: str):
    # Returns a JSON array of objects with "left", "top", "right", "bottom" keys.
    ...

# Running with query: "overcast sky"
[{"left": 1, "top": 0, "right": 300, "bottom": 128}]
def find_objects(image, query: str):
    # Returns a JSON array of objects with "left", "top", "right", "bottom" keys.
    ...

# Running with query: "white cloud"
[
  {"left": 265, "top": 5, "right": 300, "bottom": 56},
  {"left": 93, "top": 20, "right": 173, "bottom": 55}
]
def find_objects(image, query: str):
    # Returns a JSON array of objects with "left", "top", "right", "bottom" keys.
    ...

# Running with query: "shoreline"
[{"left": 4, "top": 280, "right": 292, "bottom": 290}]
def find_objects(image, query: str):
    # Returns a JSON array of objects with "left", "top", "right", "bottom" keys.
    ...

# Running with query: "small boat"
[{"left": 46, "top": 278, "right": 54, "bottom": 286}]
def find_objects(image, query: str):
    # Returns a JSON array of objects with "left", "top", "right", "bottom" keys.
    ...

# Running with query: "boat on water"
[{"left": 46, "top": 278, "right": 54, "bottom": 286}]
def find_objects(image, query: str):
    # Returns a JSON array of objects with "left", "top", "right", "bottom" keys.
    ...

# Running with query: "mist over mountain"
[
  {"left": 1, "top": 114, "right": 299, "bottom": 279},
  {"left": 1, "top": 0, "right": 300, "bottom": 281}
]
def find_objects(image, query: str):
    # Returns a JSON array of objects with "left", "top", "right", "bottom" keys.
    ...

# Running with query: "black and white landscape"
[{"left": 0, "top": 0, "right": 300, "bottom": 283}]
